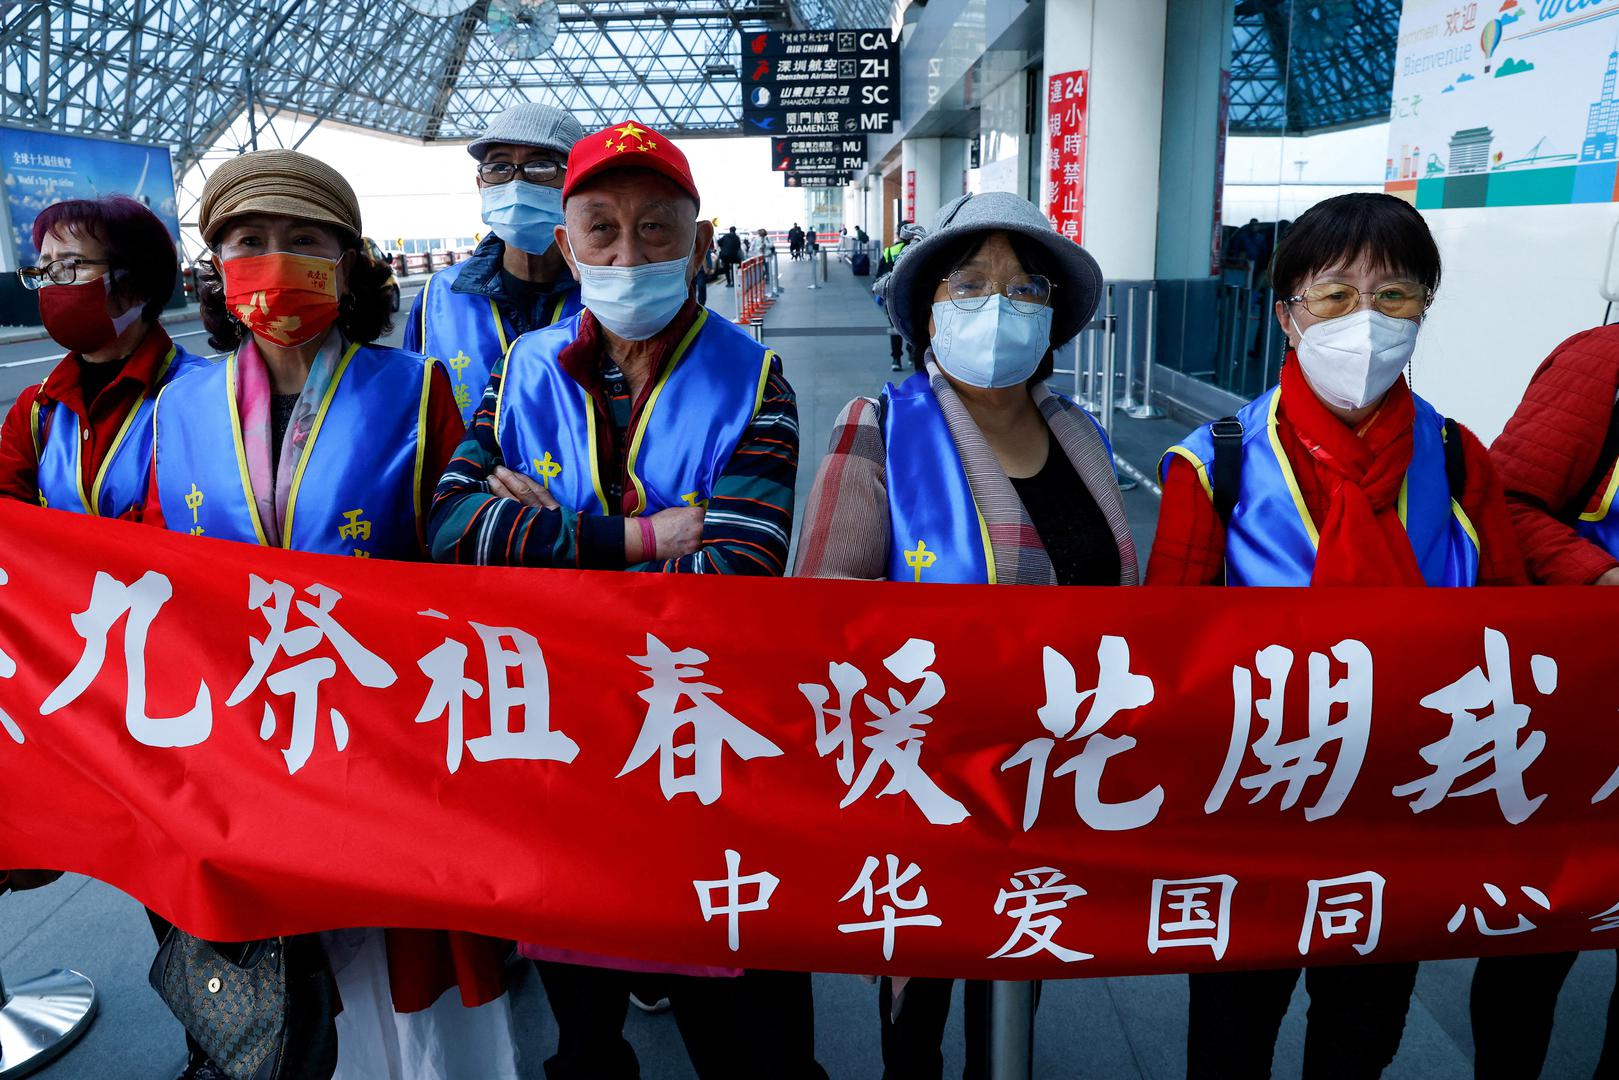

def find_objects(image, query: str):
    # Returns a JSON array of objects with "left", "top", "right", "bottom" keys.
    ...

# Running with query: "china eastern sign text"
[{"left": 742, "top": 29, "right": 899, "bottom": 136}]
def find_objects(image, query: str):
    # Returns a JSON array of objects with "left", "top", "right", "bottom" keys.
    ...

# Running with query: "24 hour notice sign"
[{"left": 1045, "top": 69, "right": 1089, "bottom": 241}]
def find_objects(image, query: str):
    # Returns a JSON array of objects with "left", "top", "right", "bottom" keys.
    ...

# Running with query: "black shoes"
[{"left": 177, "top": 1054, "right": 229, "bottom": 1080}]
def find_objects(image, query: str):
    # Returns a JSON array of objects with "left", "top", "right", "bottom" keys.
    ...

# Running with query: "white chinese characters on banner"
[
  {"left": 412, "top": 610, "right": 580, "bottom": 773},
  {"left": 1206, "top": 639, "right": 1373, "bottom": 820},
  {"left": 228, "top": 576, "right": 397, "bottom": 774},
  {"left": 1299, "top": 871, "right": 1385, "bottom": 957},
  {"left": 0, "top": 568, "right": 20, "bottom": 744},
  {"left": 989, "top": 867, "right": 1092, "bottom": 963},
  {"left": 1394, "top": 628, "right": 1553, "bottom": 824},
  {"left": 1001, "top": 637, "right": 1162, "bottom": 831},
  {"left": 1447, "top": 882, "right": 1551, "bottom": 937},
  {"left": 1149, "top": 875, "right": 1237, "bottom": 960},
  {"left": 40, "top": 569, "right": 213, "bottom": 748},
  {"left": 693, "top": 849, "right": 780, "bottom": 951},
  {"left": 620, "top": 634, "right": 782, "bottom": 805},
  {"left": 837, "top": 853, "right": 942, "bottom": 960},
  {"left": 1592, "top": 757, "right": 1619, "bottom": 805},
  {"left": 800, "top": 638, "right": 970, "bottom": 825}
]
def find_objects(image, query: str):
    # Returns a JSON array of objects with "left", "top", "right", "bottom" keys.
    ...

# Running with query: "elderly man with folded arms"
[{"left": 427, "top": 120, "right": 820, "bottom": 1080}]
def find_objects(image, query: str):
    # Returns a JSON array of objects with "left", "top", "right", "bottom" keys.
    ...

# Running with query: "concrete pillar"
[
  {"left": 1156, "top": 0, "right": 1234, "bottom": 280},
  {"left": 939, "top": 137, "right": 969, "bottom": 207},
  {"left": 1041, "top": 0, "right": 1168, "bottom": 280},
  {"left": 843, "top": 185, "right": 862, "bottom": 233},
  {"left": 866, "top": 179, "right": 885, "bottom": 245},
  {"left": 977, "top": 73, "right": 1030, "bottom": 199},
  {"left": 901, "top": 137, "right": 942, "bottom": 227}
]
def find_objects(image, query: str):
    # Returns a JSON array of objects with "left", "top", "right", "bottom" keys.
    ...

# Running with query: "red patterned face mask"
[{"left": 220, "top": 251, "right": 342, "bottom": 348}]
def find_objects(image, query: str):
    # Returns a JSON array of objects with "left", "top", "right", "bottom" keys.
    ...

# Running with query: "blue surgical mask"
[
  {"left": 929, "top": 296, "right": 1053, "bottom": 388},
  {"left": 480, "top": 182, "right": 564, "bottom": 255},
  {"left": 568, "top": 237, "right": 694, "bottom": 341}
]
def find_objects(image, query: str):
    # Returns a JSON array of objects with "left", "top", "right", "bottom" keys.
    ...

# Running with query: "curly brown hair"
[{"left": 197, "top": 243, "right": 395, "bottom": 353}]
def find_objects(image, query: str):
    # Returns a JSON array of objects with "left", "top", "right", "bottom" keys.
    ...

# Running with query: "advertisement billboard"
[
  {"left": 1386, "top": 0, "right": 1619, "bottom": 209},
  {"left": 0, "top": 125, "right": 180, "bottom": 270}
]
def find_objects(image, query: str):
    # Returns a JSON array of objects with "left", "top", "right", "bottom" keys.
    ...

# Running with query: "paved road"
[{"left": 0, "top": 284, "right": 424, "bottom": 414}]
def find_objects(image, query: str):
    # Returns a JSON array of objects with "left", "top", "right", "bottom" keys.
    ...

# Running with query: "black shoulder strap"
[
  {"left": 1211, "top": 417, "right": 1243, "bottom": 526},
  {"left": 1442, "top": 418, "right": 1467, "bottom": 501},
  {"left": 1565, "top": 395, "right": 1619, "bottom": 521}
]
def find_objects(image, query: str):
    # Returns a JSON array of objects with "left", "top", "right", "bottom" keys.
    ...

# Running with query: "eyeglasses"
[
  {"left": 941, "top": 270, "right": 1054, "bottom": 314},
  {"left": 1284, "top": 280, "right": 1431, "bottom": 320},
  {"left": 17, "top": 257, "right": 112, "bottom": 290},
  {"left": 477, "top": 160, "right": 566, "bottom": 185}
]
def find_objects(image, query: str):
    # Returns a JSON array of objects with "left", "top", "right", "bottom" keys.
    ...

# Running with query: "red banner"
[
  {"left": 1044, "top": 69, "right": 1088, "bottom": 242},
  {"left": 4, "top": 500, "right": 1619, "bottom": 979}
]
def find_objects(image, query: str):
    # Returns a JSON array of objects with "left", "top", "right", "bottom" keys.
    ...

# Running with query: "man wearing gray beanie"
[{"left": 405, "top": 101, "right": 586, "bottom": 427}]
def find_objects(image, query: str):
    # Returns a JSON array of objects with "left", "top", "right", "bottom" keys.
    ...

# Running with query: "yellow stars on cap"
[{"left": 605, "top": 122, "right": 657, "bottom": 154}]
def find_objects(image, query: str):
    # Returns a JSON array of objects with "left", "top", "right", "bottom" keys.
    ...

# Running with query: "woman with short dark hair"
[
  {"left": 1149, "top": 191, "right": 1527, "bottom": 1077},
  {"left": 794, "top": 191, "right": 1137, "bottom": 1076},
  {"left": 0, "top": 195, "right": 209, "bottom": 516}
]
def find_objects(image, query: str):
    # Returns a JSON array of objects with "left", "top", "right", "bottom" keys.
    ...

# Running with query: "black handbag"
[{"left": 149, "top": 929, "right": 339, "bottom": 1080}]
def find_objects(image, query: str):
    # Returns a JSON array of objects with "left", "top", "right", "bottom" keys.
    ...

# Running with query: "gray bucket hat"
[
  {"left": 467, "top": 102, "right": 585, "bottom": 161},
  {"left": 880, "top": 191, "right": 1104, "bottom": 351}
]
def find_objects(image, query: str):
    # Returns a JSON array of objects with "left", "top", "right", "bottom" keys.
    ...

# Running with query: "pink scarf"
[{"left": 234, "top": 335, "right": 344, "bottom": 545}]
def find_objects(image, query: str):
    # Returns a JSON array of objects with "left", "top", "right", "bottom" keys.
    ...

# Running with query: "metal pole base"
[
  {"left": 986, "top": 980, "right": 1034, "bottom": 1079},
  {"left": 1126, "top": 404, "right": 1165, "bottom": 420},
  {"left": 0, "top": 969, "right": 98, "bottom": 1078}
]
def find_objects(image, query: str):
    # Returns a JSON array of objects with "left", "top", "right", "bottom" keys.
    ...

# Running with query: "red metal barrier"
[{"left": 733, "top": 254, "right": 771, "bottom": 324}]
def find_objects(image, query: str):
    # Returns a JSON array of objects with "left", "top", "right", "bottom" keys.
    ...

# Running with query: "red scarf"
[{"left": 1276, "top": 359, "right": 1426, "bottom": 586}]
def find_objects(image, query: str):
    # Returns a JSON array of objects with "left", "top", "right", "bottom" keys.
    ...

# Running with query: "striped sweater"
[{"left": 427, "top": 303, "right": 798, "bottom": 575}]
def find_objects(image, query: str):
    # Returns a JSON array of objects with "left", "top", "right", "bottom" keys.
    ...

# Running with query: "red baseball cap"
[{"left": 563, "top": 121, "right": 701, "bottom": 210}]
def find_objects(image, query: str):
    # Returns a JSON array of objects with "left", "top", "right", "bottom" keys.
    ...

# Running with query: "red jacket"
[
  {"left": 1489, "top": 325, "right": 1619, "bottom": 585},
  {"left": 0, "top": 323, "right": 180, "bottom": 517},
  {"left": 1149, "top": 362, "right": 1527, "bottom": 586}
]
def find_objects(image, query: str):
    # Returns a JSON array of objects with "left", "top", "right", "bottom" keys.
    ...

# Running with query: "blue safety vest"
[
  {"left": 1161, "top": 385, "right": 1480, "bottom": 587},
  {"left": 496, "top": 308, "right": 774, "bottom": 515},
  {"left": 1575, "top": 452, "right": 1619, "bottom": 555},
  {"left": 416, "top": 260, "right": 582, "bottom": 426},
  {"left": 153, "top": 343, "right": 435, "bottom": 557},
  {"left": 33, "top": 343, "right": 211, "bottom": 517},
  {"left": 879, "top": 372, "right": 996, "bottom": 584}
]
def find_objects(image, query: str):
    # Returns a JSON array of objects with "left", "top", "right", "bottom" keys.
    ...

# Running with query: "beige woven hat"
[{"left": 198, "top": 149, "right": 362, "bottom": 245}]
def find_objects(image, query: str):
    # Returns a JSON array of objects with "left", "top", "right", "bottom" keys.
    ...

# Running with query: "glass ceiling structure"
[
  {"left": 0, "top": 0, "right": 899, "bottom": 176},
  {"left": 1228, "top": 0, "right": 1402, "bottom": 135}
]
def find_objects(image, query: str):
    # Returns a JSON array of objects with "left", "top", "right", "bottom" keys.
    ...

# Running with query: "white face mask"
[
  {"left": 567, "top": 236, "right": 693, "bottom": 341},
  {"left": 1292, "top": 308, "right": 1419, "bottom": 411},
  {"left": 929, "top": 296, "right": 1053, "bottom": 388}
]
